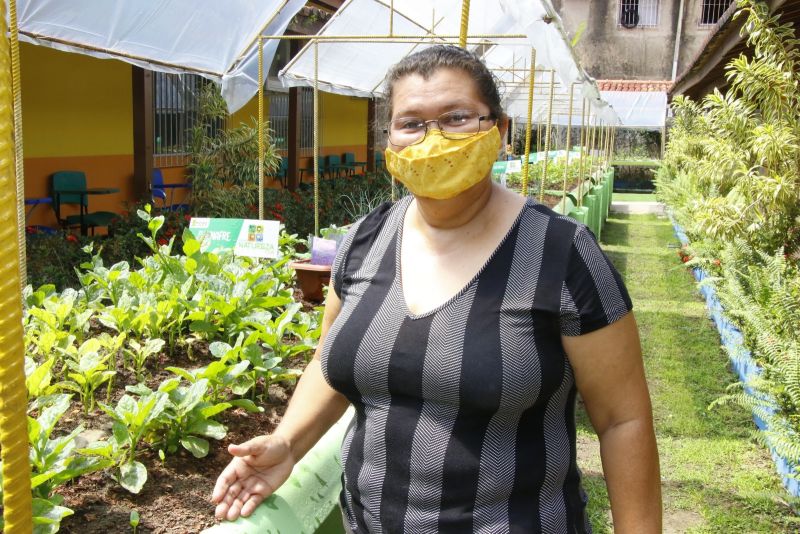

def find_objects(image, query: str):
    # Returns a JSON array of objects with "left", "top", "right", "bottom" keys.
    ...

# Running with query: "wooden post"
[{"left": 132, "top": 67, "right": 153, "bottom": 200}]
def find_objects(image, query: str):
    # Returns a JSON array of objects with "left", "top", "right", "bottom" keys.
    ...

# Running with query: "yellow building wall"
[{"left": 20, "top": 43, "right": 134, "bottom": 228}]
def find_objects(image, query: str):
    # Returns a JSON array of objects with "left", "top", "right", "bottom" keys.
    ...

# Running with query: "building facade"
[{"left": 552, "top": 0, "right": 734, "bottom": 80}]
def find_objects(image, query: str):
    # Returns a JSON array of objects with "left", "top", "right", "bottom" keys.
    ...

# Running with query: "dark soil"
[
  {"left": 58, "top": 383, "right": 296, "bottom": 534},
  {"left": 56, "top": 340, "right": 305, "bottom": 534}
]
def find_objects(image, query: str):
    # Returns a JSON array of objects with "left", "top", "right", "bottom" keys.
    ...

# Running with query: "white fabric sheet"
[
  {"left": 599, "top": 91, "right": 667, "bottom": 129},
  {"left": 279, "top": 0, "right": 617, "bottom": 125},
  {"left": 14, "top": 0, "right": 306, "bottom": 113}
]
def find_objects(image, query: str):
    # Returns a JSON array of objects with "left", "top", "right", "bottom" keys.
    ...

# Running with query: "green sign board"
[{"left": 188, "top": 218, "right": 280, "bottom": 259}]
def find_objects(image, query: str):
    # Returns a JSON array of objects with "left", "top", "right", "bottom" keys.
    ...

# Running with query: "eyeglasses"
[{"left": 385, "top": 109, "right": 496, "bottom": 147}]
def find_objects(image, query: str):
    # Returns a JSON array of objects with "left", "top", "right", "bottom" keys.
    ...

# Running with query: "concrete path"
[{"left": 610, "top": 201, "right": 665, "bottom": 215}]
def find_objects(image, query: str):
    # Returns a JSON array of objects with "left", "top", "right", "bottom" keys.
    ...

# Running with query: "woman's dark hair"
[{"left": 384, "top": 45, "right": 504, "bottom": 121}]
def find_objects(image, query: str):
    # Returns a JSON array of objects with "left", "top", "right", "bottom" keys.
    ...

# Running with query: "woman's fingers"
[
  {"left": 228, "top": 435, "right": 269, "bottom": 458},
  {"left": 211, "top": 459, "right": 245, "bottom": 503},
  {"left": 240, "top": 492, "right": 268, "bottom": 518}
]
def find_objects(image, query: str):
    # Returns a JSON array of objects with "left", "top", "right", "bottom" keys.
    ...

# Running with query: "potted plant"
[{"left": 290, "top": 226, "right": 349, "bottom": 302}]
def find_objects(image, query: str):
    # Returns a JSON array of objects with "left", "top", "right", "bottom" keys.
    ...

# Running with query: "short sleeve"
[
  {"left": 559, "top": 225, "right": 633, "bottom": 336},
  {"left": 331, "top": 218, "right": 364, "bottom": 299}
]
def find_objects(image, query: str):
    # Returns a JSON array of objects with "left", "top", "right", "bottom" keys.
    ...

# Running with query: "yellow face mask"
[{"left": 385, "top": 125, "right": 501, "bottom": 200}]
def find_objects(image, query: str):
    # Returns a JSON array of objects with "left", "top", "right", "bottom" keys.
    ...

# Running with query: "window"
[
  {"left": 700, "top": 0, "right": 733, "bottom": 26},
  {"left": 618, "top": 0, "right": 660, "bottom": 29},
  {"left": 152, "top": 72, "right": 224, "bottom": 167},
  {"left": 268, "top": 87, "right": 318, "bottom": 157}
]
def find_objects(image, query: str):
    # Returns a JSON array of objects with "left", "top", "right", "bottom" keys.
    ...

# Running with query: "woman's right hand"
[{"left": 211, "top": 434, "right": 295, "bottom": 521}]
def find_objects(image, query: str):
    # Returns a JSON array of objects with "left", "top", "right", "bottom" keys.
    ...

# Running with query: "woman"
[{"left": 212, "top": 45, "right": 661, "bottom": 533}]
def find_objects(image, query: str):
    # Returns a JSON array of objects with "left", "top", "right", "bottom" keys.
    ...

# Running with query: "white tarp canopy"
[
  {"left": 502, "top": 70, "right": 620, "bottom": 126},
  {"left": 599, "top": 91, "right": 667, "bottom": 129},
  {"left": 279, "top": 0, "right": 618, "bottom": 125},
  {"left": 13, "top": 0, "right": 307, "bottom": 113}
]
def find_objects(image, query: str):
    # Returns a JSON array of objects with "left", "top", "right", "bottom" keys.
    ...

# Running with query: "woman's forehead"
[{"left": 391, "top": 68, "right": 485, "bottom": 116}]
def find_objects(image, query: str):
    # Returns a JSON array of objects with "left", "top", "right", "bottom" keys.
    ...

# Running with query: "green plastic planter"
[
  {"left": 203, "top": 408, "right": 354, "bottom": 534},
  {"left": 583, "top": 194, "right": 598, "bottom": 236},
  {"left": 568, "top": 206, "right": 589, "bottom": 225},
  {"left": 591, "top": 184, "right": 605, "bottom": 240}
]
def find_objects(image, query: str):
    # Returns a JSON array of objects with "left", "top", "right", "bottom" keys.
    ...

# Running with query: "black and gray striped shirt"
[{"left": 321, "top": 196, "right": 632, "bottom": 533}]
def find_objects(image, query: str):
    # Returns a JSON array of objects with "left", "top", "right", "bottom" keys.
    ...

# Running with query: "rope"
[
  {"left": 458, "top": 0, "right": 470, "bottom": 49},
  {"left": 0, "top": 0, "right": 33, "bottom": 529},
  {"left": 258, "top": 38, "right": 264, "bottom": 220},
  {"left": 562, "top": 83, "right": 574, "bottom": 215},
  {"left": 313, "top": 40, "right": 319, "bottom": 237},
  {"left": 520, "top": 48, "right": 535, "bottom": 197},
  {"left": 9, "top": 0, "right": 24, "bottom": 287},
  {"left": 539, "top": 70, "right": 555, "bottom": 202}
]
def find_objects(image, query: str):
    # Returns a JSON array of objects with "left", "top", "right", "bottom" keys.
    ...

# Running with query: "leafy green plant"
[
  {"left": 123, "top": 338, "right": 165, "bottom": 382},
  {"left": 156, "top": 378, "right": 233, "bottom": 458},
  {"left": 0, "top": 394, "right": 112, "bottom": 533},
  {"left": 94, "top": 392, "right": 170, "bottom": 493},
  {"left": 57, "top": 338, "right": 117, "bottom": 413}
]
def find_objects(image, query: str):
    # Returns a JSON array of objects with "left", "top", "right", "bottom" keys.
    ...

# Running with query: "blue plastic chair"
[{"left": 152, "top": 168, "right": 191, "bottom": 211}]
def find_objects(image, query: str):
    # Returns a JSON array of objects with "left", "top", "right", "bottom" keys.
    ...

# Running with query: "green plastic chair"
[
  {"left": 342, "top": 152, "right": 367, "bottom": 175},
  {"left": 51, "top": 171, "right": 117, "bottom": 235}
]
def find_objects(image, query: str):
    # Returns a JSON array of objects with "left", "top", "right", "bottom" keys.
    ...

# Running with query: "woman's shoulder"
[{"left": 519, "top": 198, "right": 590, "bottom": 246}]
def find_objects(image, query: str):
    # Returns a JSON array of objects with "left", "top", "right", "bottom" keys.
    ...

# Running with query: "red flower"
[
  {"left": 158, "top": 238, "right": 168, "bottom": 246},
  {"left": 713, "top": 259, "right": 721, "bottom": 266},
  {"left": 275, "top": 202, "right": 284, "bottom": 211},
  {"left": 184, "top": 214, "right": 192, "bottom": 222},
  {"left": 66, "top": 234, "right": 78, "bottom": 243},
  {"left": 26, "top": 225, "right": 36, "bottom": 234}
]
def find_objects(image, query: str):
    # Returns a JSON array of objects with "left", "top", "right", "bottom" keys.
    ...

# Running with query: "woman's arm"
[
  {"left": 271, "top": 286, "right": 350, "bottom": 460},
  {"left": 562, "top": 312, "right": 662, "bottom": 533},
  {"left": 212, "top": 285, "right": 350, "bottom": 520}
]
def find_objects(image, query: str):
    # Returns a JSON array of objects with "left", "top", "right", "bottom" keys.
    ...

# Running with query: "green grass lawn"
[
  {"left": 578, "top": 213, "right": 800, "bottom": 532},
  {"left": 611, "top": 192, "right": 658, "bottom": 202}
]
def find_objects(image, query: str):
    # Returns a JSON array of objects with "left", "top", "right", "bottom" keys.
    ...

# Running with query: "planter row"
[
  {"left": 555, "top": 168, "right": 614, "bottom": 241},
  {"left": 668, "top": 215, "right": 800, "bottom": 498}
]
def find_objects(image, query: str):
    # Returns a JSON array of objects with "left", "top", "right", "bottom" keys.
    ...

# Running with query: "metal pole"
[
  {"left": 0, "top": 0, "right": 33, "bottom": 528},
  {"left": 9, "top": 0, "right": 24, "bottom": 287},
  {"left": 258, "top": 37, "right": 264, "bottom": 220},
  {"left": 313, "top": 39, "right": 320, "bottom": 236},
  {"left": 539, "top": 69, "right": 555, "bottom": 202},
  {"left": 562, "top": 83, "right": 574, "bottom": 214},
  {"left": 520, "top": 48, "right": 536, "bottom": 197},
  {"left": 578, "top": 98, "right": 586, "bottom": 207},
  {"left": 459, "top": 0, "right": 471, "bottom": 49}
]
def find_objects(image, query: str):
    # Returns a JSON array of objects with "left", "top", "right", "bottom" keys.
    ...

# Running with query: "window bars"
[
  {"left": 152, "top": 72, "right": 224, "bottom": 167},
  {"left": 618, "top": 0, "right": 660, "bottom": 29},
  {"left": 700, "top": 0, "right": 733, "bottom": 26}
]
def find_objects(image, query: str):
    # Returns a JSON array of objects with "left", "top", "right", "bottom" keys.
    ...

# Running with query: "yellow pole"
[
  {"left": 258, "top": 37, "right": 264, "bottom": 220},
  {"left": 389, "top": 0, "right": 394, "bottom": 36},
  {"left": 539, "top": 69, "right": 555, "bottom": 202},
  {"left": 313, "top": 40, "right": 320, "bottom": 236},
  {"left": 0, "top": 0, "right": 33, "bottom": 529},
  {"left": 598, "top": 122, "right": 606, "bottom": 169},
  {"left": 520, "top": 48, "right": 536, "bottom": 197},
  {"left": 536, "top": 120, "right": 542, "bottom": 154},
  {"left": 459, "top": 0, "right": 471, "bottom": 48},
  {"left": 9, "top": 0, "right": 24, "bottom": 287},
  {"left": 578, "top": 98, "right": 586, "bottom": 207},
  {"left": 562, "top": 83, "right": 574, "bottom": 215},
  {"left": 589, "top": 114, "right": 597, "bottom": 179}
]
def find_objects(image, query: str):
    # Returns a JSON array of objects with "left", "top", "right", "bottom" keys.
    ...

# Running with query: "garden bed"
[{"left": 58, "top": 381, "right": 294, "bottom": 533}]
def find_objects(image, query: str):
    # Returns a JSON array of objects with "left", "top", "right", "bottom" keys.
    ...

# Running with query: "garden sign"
[{"left": 188, "top": 218, "right": 280, "bottom": 259}]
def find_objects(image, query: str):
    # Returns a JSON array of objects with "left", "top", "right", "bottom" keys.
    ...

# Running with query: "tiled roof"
[{"left": 597, "top": 80, "right": 673, "bottom": 92}]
